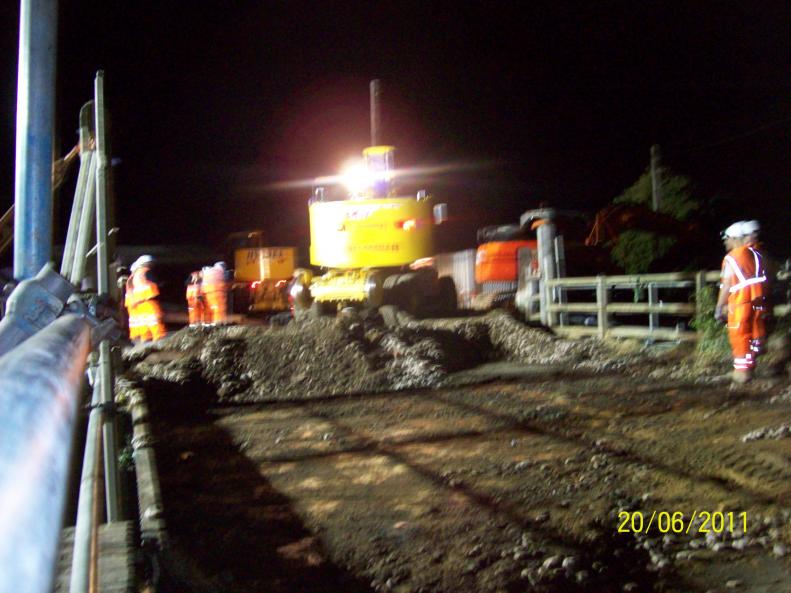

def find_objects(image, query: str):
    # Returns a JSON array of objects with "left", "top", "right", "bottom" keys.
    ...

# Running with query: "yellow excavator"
[
  {"left": 228, "top": 230, "right": 296, "bottom": 315},
  {"left": 290, "top": 81, "right": 456, "bottom": 319}
]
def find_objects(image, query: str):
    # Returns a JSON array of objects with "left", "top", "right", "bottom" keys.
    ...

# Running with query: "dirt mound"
[
  {"left": 419, "top": 310, "right": 611, "bottom": 367},
  {"left": 124, "top": 310, "right": 614, "bottom": 403}
]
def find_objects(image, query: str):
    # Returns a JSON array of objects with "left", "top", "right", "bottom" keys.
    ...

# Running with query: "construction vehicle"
[
  {"left": 290, "top": 81, "right": 456, "bottom": 319},
  {"left": 227, "top": 231, "right": 296, "bottom": 315},
  {"left": 472, "top": 209, "right": 594, "bottom": 309},
  {"left": 477, "top": 204, "right": 700, "bottom": 313},
  {"left": 479, "top": 204, "right": 694, "bottom": 282},
  {"left": 474, "top": 224, "right": 537, "bottom": 308}
]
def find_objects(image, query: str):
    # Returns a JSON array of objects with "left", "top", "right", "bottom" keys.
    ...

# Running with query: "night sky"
[{"left": 1, "top": 2, "right": 790, "bottom": 266}]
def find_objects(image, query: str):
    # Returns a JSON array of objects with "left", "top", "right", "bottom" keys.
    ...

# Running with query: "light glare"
[{"left": 340, "top": 159, "right": 373, "bottom": 194}]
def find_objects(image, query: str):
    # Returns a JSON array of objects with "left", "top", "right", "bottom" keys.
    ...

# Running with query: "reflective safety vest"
[
  {"left": 186, "top": 280, "right": 202, "bottom": 301},
  {"left": 124, "top": 267, "right": 160, "bottom": 308},
  {"left": 202, "top": 265, "right": 226, "bottom": 294},
  {"left": 722, "top": 246, "right": 766, "bottom": 305}
]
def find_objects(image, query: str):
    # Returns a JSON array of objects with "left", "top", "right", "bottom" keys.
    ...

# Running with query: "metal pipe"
[
  {"left": 69, "top": 154, "right": 97, "bottom": 285},
  {"left": 536, "top": 221, "right": 557, "bottom": 326},
  {"left": 14, "top": 0, "right": 58, "bottom": 280},
  {"left": 94, "top": 73, "right": 109, "bottom": 297},
  {"left": 68, "top": 370, "right": 105, "bottom": 593},
  {"left": 60, "top": 151, "right": 91, "bottom": 277},
  {"left": 62, "top": 102, "right": 97, "bottom": 278},
  {"left": 0, "top": 314, "right": 91, "bottom": 593},
  {"left": 99, "top": 337, "right": 119, "bottom": 521},
  {"left": 370, "top": 79, "right": 380, "bottom": 146},
  {"left": 0, "top": 262, "right": 75, "bottom": 357},
  {"left": 93, "top": 71, "right": 120, "bottom": 521}
]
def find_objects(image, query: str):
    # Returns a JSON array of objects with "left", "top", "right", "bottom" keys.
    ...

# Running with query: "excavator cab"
[
  {"left": 362, "top": 145, "right": 396, "bottom": 198},
  {"left": 339, "top": 145, "right": 396, "bottom": 199}
]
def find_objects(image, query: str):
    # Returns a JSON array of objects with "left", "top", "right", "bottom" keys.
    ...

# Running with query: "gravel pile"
[
  {"left": 741, "top": 423, "right": 791, "bottom": 442},
  {"left": 418, "top": 311, "right": 613, "bottom": 369},
  {"left": 124, "top": 310, "right": 614, "bottom": 403}
]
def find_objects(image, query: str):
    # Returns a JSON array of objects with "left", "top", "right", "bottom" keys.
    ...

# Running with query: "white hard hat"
[
  {"left": 721, "top": 222, "right": 743, "bottom": 240},
  {"left": 130, "top": 255, "right": 154, "bottom": 272},
  {"left": 741, "top": 220, "right": 760, "bottom": 235}
]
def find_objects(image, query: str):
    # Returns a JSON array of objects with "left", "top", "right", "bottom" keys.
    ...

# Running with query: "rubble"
[
  {"left": 123, "top": 308, "right": 791, "bottom": 592},
  {"left": 123, "top": 310, "right": 615, "bottom": 403},
  {"left": 741, "top": 424, "right": 791, "bottom": 442}
]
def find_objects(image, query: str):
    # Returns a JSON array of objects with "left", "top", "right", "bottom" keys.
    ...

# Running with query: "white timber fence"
[{"left": 519, "top": 270, "right": 790, "bottom": 341}]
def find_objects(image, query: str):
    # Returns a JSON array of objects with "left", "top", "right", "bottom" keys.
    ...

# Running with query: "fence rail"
[
  {"left": 546, "top": 271, "right": 721, "bottom": 287},
  {"left": 518, "top": 269, "right": 787, "bottom": 341}
]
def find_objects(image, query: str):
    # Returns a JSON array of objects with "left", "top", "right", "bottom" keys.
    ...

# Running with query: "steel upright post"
[
  {"left": 537, "top": 221, "right": 557, "bottom": 325},
  {"left": 94, "top": 71, "right": 120, "bottom": 521},
  {"left": 61, "top": 102, "right": 95, "bottom": 278},
  {"left": 596, "top": 275, "right": 609, "bottom": 339},
  {"left": 554, "top": 235, "right": 567, "bottom": 326},
  {"left": 14, "top": 0, "right": 59, "bottom": 280},
  {"left": 370, "top": 79, "right": 381, "bottom": 146}
]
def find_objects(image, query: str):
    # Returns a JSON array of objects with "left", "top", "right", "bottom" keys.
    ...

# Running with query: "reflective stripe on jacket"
[{"left": 722, "top": 246, "right": 766, "bottom": 305}]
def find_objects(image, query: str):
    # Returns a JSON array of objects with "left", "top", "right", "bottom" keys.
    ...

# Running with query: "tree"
[
  {"left": 613, "top": 169, "right": 699, "bottom": 221},
  {"left": 609, "top": 169, "right": 700, "bottom": 273}
]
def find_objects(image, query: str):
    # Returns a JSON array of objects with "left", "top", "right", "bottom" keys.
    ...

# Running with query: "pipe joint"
[{"left": 0, "top": 263, "right": 75, "bottom": 357}]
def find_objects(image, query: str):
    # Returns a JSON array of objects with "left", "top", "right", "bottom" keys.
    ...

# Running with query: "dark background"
[{"left": 1, "top": 1, "right": 789, "bottom": 267}]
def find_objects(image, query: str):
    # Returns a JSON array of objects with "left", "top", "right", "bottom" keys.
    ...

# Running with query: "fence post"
[
  {"left": 596, "top": 275, "right": 608, "bottom": 339},
  {"left": 530, "top": 279, "right": 539, "bottom": 321},
  {"left": 553, "top": 236, "right": 567, "bottom": 327},
  {"left": 648, "top": 282, "right": 659, "bottom": 334},
  {"left": 537, "top": 222, "right": 556, "bottom": 326},
  {"left": 544, "top": 272, "right": 554, "bottom": 328},
  {"left": 694, "top": 270, "right": 706, "bottom": 323}
]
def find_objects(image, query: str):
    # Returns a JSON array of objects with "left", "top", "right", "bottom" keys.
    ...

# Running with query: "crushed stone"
[
  {"left": 741, "top": 423, "right": 791, "bottom": 442},
  {"left": 123, "top": 310, "right": 618, "bottom": 404}
]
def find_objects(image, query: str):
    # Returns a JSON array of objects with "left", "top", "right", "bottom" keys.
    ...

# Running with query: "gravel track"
[{"left": 121, "top": 318, "right": 791, "bottom": 592}]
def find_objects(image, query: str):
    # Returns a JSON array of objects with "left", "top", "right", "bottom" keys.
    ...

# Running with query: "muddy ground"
[{"left": 121, "top": 312, "right": 791, "bottom": 592}]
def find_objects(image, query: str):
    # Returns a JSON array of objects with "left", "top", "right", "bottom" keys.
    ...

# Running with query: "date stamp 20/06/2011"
[{"left": 617, "top": 511, "right": 747, "bottom": 535}]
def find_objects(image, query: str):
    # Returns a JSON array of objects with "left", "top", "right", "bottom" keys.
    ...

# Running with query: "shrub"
[{"left": 690, "top": 285, "right": 730, "bottom": 357}]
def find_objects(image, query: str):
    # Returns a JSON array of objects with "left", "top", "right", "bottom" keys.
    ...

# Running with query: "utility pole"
[{"left": 650, "top": 144, "right": 662, "bottom": 212}]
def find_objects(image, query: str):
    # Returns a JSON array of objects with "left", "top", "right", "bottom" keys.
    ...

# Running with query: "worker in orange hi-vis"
[
  {"left": 185, "top": 270, "right": 205, "bottom": 325},
  {"left": 715, "top": 222, "right": 767, "bottom": 384},
  {"left": 202, "top": 261, "right": 228, "bottom": 324},
  {"left": 740, "top": 220, "right": 769, "bottom": 357},
  {"left": 124, "top": 255, "right": 166, "bottom": 342}
]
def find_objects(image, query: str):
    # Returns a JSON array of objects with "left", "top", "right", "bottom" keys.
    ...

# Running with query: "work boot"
[{"left": 731, "top": 368, "right": 753, "bottom": 385}]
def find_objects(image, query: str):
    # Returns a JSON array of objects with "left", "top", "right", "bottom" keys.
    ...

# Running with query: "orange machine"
[{"left": 475, "top": 240, "right": 537, "bottom": 284}]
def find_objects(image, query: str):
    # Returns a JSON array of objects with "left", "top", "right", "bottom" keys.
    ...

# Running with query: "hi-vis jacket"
[
  {"left": 124, "top": 267, "right": 165, "bottom": 341},
  {"left": 721, "top": 245, "right": 766, "bottom": 305},
  {"left": 201, "top": 265, "right": 226, "bottom": 293},
  {"left": 125, "top": 267, "right": 160, "bottom": 308}
]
